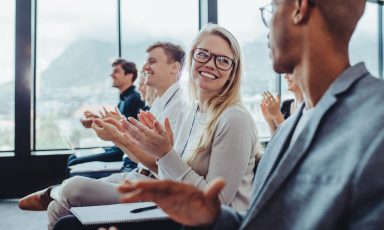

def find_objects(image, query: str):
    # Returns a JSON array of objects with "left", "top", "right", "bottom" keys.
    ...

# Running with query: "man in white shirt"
[
  {"left": 18, "top": 41, "right": 186, "bottom": 230},
  {"left": 122, "top": 42, "right": 185, "bottom": 175}
]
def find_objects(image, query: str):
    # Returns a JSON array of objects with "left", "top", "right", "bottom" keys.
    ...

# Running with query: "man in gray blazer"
[{"left": 117, "top": 0, "right": 384, "bottom": 229}]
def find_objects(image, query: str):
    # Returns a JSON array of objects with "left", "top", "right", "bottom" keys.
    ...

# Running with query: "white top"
[
  {"left": 179, "top": 111, "right": 208, "bottom": 161},
  {"left": 149, "top": 82, "right": 182, "bottom": 130},
  {"left": 134, "top": 82, "right": 183, "bottom": 170},
  {"left": 157, "top": 104, "right": 259, "bottom": 211}
]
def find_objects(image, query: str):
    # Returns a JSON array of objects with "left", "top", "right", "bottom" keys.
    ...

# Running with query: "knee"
[
  {"left": 60, "top": 176, "right": 90, "bottom": 205},
  {"left": 47, "top": 200, "right": 69, "bottom": 229}
]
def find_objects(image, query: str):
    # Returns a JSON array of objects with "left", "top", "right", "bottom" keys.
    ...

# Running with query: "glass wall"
[
  {"left": 35, "top": 0, "right": 118, "bottom": 150},
  {"left": 121, "top": 0, "right": 199, "bottom": 84},
  {"left": 350, "top": 2, "right": 379, "bottom": 77},
  {"left": 5, "top": 0, "right": 383, "bottom": 155},
  {"left": 0, "top": 0, "right": 15, "bottom": 152},
  {"left": 218, "top": 0, "right": 277, "bottom": 139},
  {"left": 281, "top": 1, "right": 381, "bottom": 103}
]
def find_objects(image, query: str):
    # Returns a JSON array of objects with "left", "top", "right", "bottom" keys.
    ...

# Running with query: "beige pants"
[{"left": 47, "top": 170, "right": 153, "bottom": 230}]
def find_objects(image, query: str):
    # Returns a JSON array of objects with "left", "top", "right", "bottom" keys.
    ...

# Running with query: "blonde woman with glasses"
[{"left": 121, "top": 24, "right": 261, "bottom": 212}]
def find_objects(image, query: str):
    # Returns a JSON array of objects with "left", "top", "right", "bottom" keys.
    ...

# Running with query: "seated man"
[{"left": 67, "top": 59, "right": 145, "bottom": 173}]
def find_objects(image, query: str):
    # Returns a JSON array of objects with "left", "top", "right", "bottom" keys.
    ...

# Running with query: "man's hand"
[
  {"left": 80, "top": 118, "right": 94, "bottom": 128},
  {"left": 81, "top": 110, "right": 100, "bottom": 128},
  {"left": 91, "top": 118, "right": 124, "bottom": 142},
  {"left": 84, "top": 110, "right": 100, "bottom": 119},
  {"left": 118, "top": 178, "right": 225, "bottom": 227},
  {"left": 100, "top": 107, "right": 125, "bottom": 121}
]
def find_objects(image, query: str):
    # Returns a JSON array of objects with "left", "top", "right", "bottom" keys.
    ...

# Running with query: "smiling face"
[
  {"left": 143, "top": 47, "right": 176, "bottom": 94},
  {"left": 191, "top": 34, "right": 235, "bottom": 98},
  {"left": 110, "top": 64, "right": 132, "bottom": 91},
  {"left": 284, "top": 73, "right": 300, "bottom": 92}
]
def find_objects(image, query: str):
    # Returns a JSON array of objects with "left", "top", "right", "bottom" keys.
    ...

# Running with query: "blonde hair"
[
  {"left": 185, "top": 24, "right": 244, "bottom": 164},
  {"left": 145, "top": 85, "right": 156, "bottom": 106},
  {"left": 138, "top": 69, "right": 156, "bottom": 106}
]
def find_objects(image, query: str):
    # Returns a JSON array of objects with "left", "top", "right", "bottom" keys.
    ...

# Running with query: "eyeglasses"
[
  {"left": 192, "top": 48, "right": 235, "bottom": 71},
  {"left": 259, "top": 0, "right": 316, "bottom": 28},
  {"left": 259, "top": 3, "right": 274, "bottom": 28}
]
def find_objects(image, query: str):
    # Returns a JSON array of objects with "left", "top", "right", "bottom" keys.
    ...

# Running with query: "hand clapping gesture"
[
  {"left": 80, "top": 110, "right": 100, "bottom": 128},
  {"left": 262, "top": 91, "right": 281, "bottom": 116},
  {"left": 261, "top": 91, "right": 285, "bottom": 134},
  {"left": 121, "top": 111, "right": 174, "bottom": 159},
  {"left": 99, "top": 106, "right": 125, "bottom": 121},
  {"left": 91, "top": 118, "right": 126, "bottom": 142}
]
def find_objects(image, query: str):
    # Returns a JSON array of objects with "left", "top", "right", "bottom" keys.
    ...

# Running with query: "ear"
[
  {"left": 170, "top": 61, "right": 181, "bottom": 75},
  {"left": 292, "top": 0, "right": 312, "bottom": 25},
  {"left": 125, "top": 73, "right": 134, "bottom": 82}
]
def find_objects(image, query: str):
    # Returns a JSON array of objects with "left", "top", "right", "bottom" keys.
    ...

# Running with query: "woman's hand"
[
  {"left": 262, "top": 91, "right": 285, "bottom": 125},
  {"left": 262, "top": 91, "right": 280, "bottom": 116},
  {"left": 260, "top": 100, "right": 273, "bottom": 122}
]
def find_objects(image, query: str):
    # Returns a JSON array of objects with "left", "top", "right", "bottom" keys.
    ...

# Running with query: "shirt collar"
[
  {"left": 157, "top": 82, "right": 180, "bottom": 109},
  {"left": 120, "top": 85, "right": 135, "bottom": 100}
]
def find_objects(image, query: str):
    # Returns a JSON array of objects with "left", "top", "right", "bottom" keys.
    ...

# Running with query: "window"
[
  {"left": 0, "top": 0, "right": 15, "bottom": 152},
  {"left": 121, "top": 0, "right": 199, "bottom": 82},
  {"left": 35, "top": 0, "right": 118, "bottom": 150},
  {"left": 350, "top": 2, "right": 379, "bottom": 77},
  {"left": 218, "top": 0, "right": 276, "bottom": 139}
]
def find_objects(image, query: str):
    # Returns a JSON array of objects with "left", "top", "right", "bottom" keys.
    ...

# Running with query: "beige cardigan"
[{"left": 157, "top": 104, "right": 260, "bottom": 212}]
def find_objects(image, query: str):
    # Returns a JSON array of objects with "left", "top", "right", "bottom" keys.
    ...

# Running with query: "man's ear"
[
  {"left": 292, "top": 0, "right": 312, "bottom": 25},
  {"left": 125, "top": 73, "right": 134, "bottom": 83},
  {"left": 170, "top": 61, "right": 181, "bottom": 75}
]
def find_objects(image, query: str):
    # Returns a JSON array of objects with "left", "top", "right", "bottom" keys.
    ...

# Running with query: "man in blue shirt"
[{"left": 67, "top": 59, "right": 145, "bottom": 174}]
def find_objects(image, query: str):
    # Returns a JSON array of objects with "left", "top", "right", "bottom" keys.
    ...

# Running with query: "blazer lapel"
[
  {"left": 251, "top": 106, "right": 303, "bottom": 197},
  {"left": 242, "top": 95, "right": 338, "bottom": 228}
]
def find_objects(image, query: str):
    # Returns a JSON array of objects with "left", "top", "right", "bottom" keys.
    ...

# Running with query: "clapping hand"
[
  {"left": 100, "top": 107, "right": 125, "bottom": 121},
  {"left": 121, "top": 111, "right": 174, "bottom": 158},
  {"left": 262, "top": 91, "right": 280, "bottom": 116},
  {"left": 91, "top": 118, "right": 125, "bottom": 142},
  {"left": 80, "top": 110, "right": 100, "bottom": 128}
]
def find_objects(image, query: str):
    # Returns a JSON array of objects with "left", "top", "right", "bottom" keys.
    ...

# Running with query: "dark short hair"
[
  {"left": 112, "top": 58, "right": 138, "bottom": 82},
  {"left": 146, "top": 42, "right": 185, "bottom": 65}
]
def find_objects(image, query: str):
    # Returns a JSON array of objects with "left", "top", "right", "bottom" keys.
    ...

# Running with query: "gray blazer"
[{"left": 214, "top": 63, "right": 384, "bottom": 230}]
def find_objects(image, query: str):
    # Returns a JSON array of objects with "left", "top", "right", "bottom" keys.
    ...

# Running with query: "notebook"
[
  {"left": 70, "top": 202, "right": 169, "bottom": 225},
  {"left": 69, "top": 161, "right": 123, "bottom": 174}
]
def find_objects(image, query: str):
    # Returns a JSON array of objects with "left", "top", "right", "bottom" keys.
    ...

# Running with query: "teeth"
[{"left": 200, "top": 72, "right": 217, "bottom": 80}]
